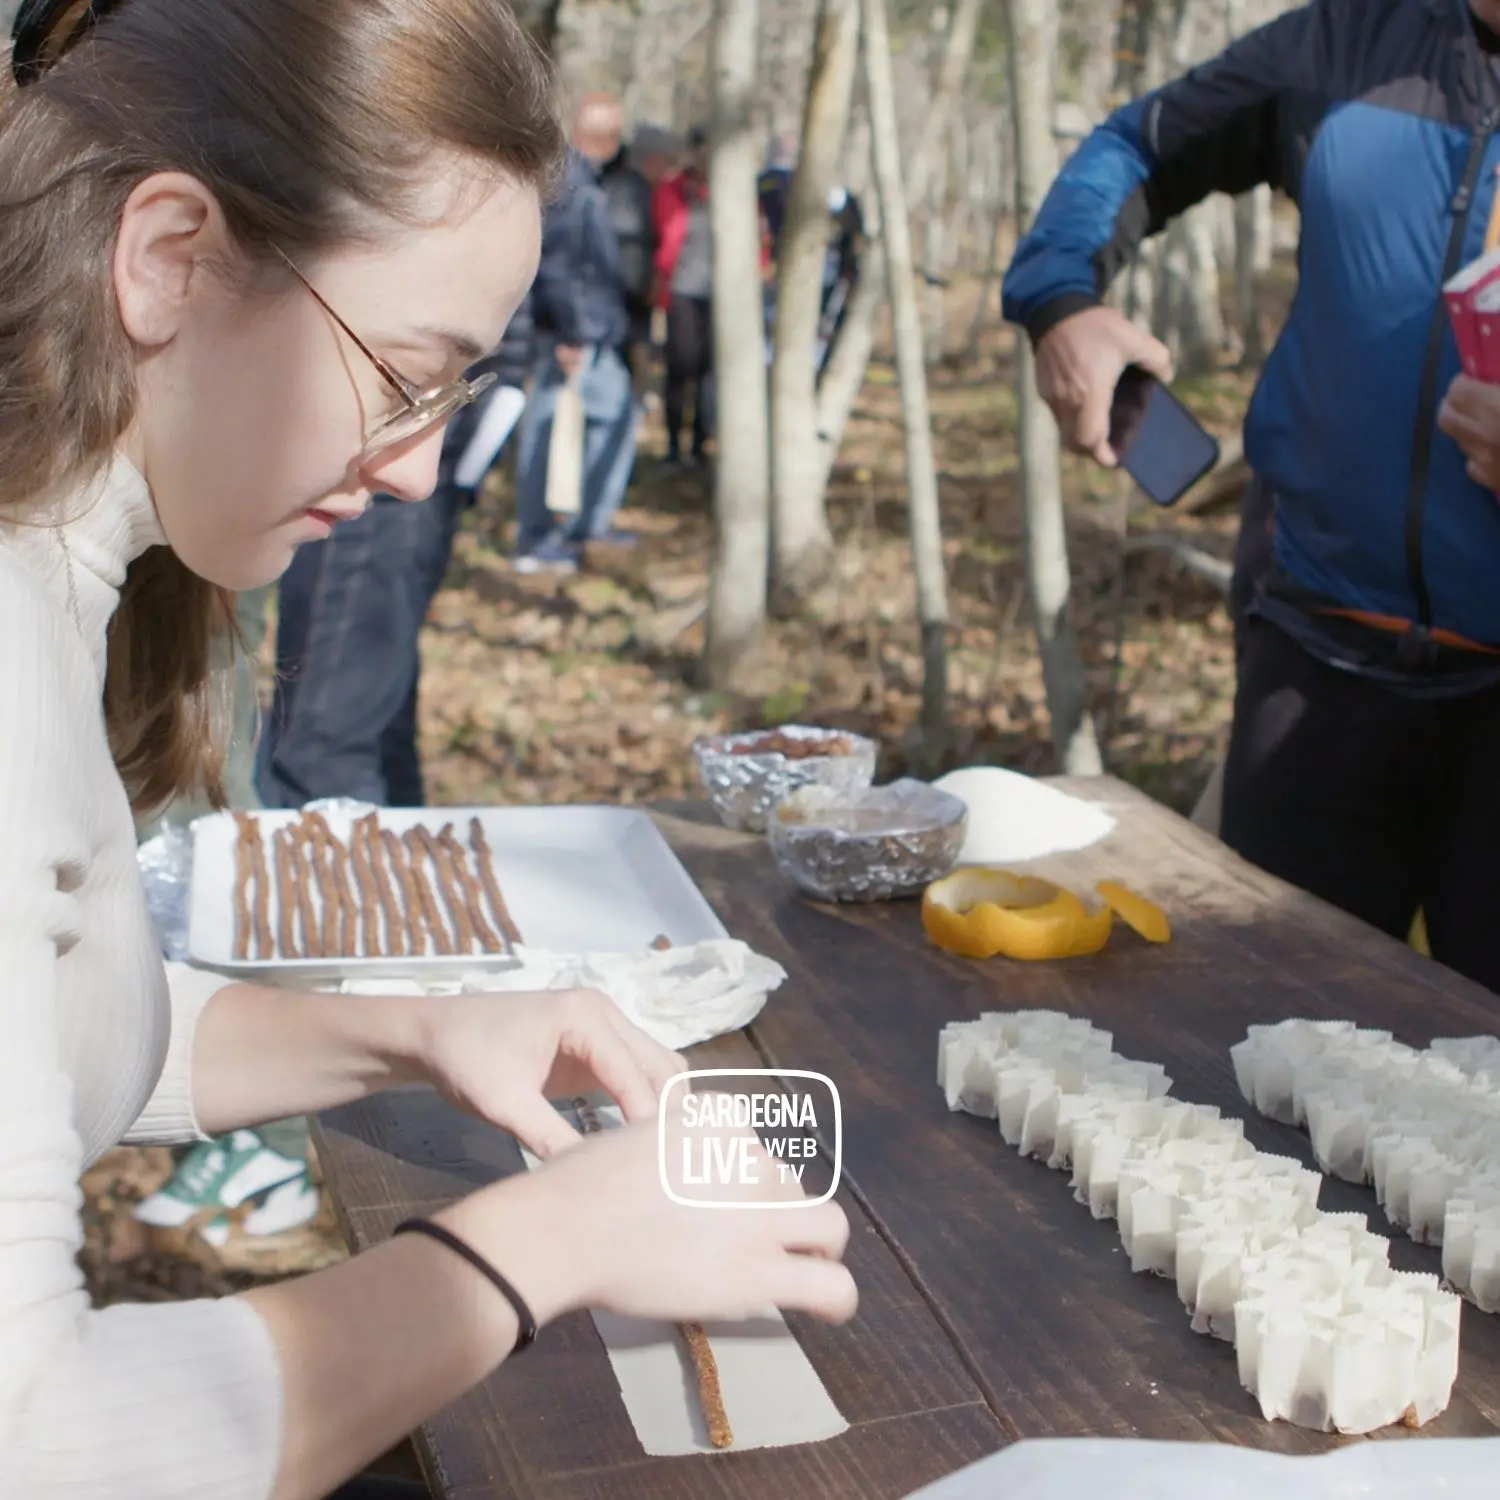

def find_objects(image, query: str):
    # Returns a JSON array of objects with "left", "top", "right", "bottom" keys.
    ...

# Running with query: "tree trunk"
[
  {"left": 1234, "top": 188, "right": 1265, "bottom": 365},
  {"left": 1006, "top": 0, "right": 1103, "bottom": 776},
  {"left": 812, "top": 0, "right": 983, "bottom": 498},
  {"left": 862, "top": 0, "right": 949, "bottom": 755},
  {"left": 701, "top": 0, "right": 772, "bottom": 690},
  {"left": 923, "top": 142, "right": 949, "bottom": 359},
  {"left": 769, "top": 0, "right": 861, "bottom": 604}
]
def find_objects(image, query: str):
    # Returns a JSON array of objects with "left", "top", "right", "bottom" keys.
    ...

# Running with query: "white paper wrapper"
[
  {"left": 463, "top": 938, "right": 785, "bottom": 1051},
  {"left": 944, "top": 1009, "right": 1464, "bottom": 1434},
  {"left": 1235, "top": 1019, "right": 1500, "bottom": 1298}
]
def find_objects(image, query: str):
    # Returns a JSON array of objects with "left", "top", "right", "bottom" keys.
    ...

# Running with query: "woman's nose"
[{"left": 360, "top": 423, "right": 448, "bottom": 503}]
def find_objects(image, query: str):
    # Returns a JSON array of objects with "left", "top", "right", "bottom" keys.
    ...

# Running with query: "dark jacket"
[
  {"left": 1004, "top": 0, "right": 1500, "bottom": 682},
  {"left": 599, "top": 146, "right": 657, "bottom": 340},
  {"left": 466, "top": 292, "right": 534, "bottom": 391},
  {"left": 529, "top": 147, "right": 629, "bottom": 351}
]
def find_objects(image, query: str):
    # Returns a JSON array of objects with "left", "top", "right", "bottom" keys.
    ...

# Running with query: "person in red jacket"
[{"left": 654, "top": 127, "right": 716, "bottom": 466}]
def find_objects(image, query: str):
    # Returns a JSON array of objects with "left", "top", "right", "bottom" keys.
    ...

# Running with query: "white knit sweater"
[{"left": 0, "top": 457, "right": 282, "bottom": 1497}]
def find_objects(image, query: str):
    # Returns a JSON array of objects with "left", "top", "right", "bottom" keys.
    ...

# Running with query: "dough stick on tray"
[
  {"left": 440, "top": 824, "right": 502, "bottom": 953},
  {"left": 272, "top": 828, "right": 299, "bottom": 959},
  {"left": 289, "top": 825, "right": 322, "bottom": 958},
  {"left": 350, "top": 818, "right": 382, "bottom": 958},
  {"left": 469, "top": 817, "right": 523, "bottom": 946},
  {"left": 367, "top": 819, "right": 406, "bottom": 958},
  {"left": 572, "top": 1097, "right": 734, "bottom": 1451},
  {"left": 327, "top": 829, "right": 358, "bottom": 956},
  {"left": 382, "top": 829, "right": 426, "bottom": 956},
  {"left": 248, "top": 817, "right": 272, "bottom": 960},
  {"left": 303, "top": 813, "right": 342, "bottom": 956},
  {"left": 416, "top": 825, "right": 474, "bottom": 955},
  {"left": 402, "top": 828, "right": 454, "bottom": 955},
  {"left": 231, "top": 812, "right": 254, "bottom": 960}
]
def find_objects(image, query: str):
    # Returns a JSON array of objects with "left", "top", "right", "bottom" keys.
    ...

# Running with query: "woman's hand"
[
  {"left": 1439, "top": 374, "right": 1500, "bottom": 490},
  {"left": 414, "top": 988, "right": 685, "bottom": 1160},
  {"left": 437, "top": 1108, "right": 860, "bottom": 1329}
]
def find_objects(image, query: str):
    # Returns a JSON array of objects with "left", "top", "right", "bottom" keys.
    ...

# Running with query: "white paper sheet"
[{"left": 496, "top": 1104, "right": 849, "bottom": 1456}]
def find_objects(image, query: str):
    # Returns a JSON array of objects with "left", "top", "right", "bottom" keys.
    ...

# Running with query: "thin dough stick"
[
  {"left": 351, "top": 818, "right": 382, "bottom": 957},
  {"left": 367, "top": 818, "right": 406, "bottom": 958},
  {"left": 469, "top": 817, "right": 522, "bottom": 947},
  {"left": 289, "top": 825, "right": 322, "bottom": 958},
  {"left": 231, "top": 813, "right": 254, "bottom": 960},
  {"left": 572, "top": 1098, "right": 733, "bottom": 1449},
  {"left": 680, "top": 1321, "right": 734, "bottom": 1450},
  {"left": 303, "top": 813, "right": 342, "bottom": 956},
  {"left": 415, "top": 825, "right": 473, "bottom": 955},
  {"left": 440, "top": 824, "right": 501, "bottom": 953},
  {"left": 273, "top": 828, "right": 298, "bottom": 959},
  {"left": 328, "top": 830, "right": 357, "bottom": 956},
  {"left": 403, "top": 829, "right": 454, "bottom": 955},
  {"left": 248, "top": 817, "right": 272, "bottom": 960},
  {"left": 382, "top": 828, "right": 427, "bottom": 956}
]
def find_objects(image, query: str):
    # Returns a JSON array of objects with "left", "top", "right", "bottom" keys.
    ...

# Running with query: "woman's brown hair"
[{"left": 0, "top": 0, "right": 563, "bottom": 816}]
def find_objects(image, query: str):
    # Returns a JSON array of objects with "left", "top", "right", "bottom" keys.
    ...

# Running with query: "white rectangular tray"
[{"left": 187, "top": 804, "right": 730, "bottom": 985}]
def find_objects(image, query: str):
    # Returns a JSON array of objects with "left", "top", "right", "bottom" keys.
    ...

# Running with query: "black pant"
[
  {"left": 256, "top": 486, "right": 465, "bottom": 810},
  {"left": 664, "top": 294, "right": 713, "bottom": 458},
  {"left": 1221, "top": 618, "right": 1500, "bottom": 996}
]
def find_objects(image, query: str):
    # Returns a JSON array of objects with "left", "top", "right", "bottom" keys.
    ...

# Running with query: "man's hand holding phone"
[{"left": 1035, "top": 305, "right": 1175, "bottom": 466}]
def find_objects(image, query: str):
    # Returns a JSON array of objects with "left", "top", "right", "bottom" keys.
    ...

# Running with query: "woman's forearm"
[
  {"left": 242, "top": 1175, "right": 578, "bottom": 1500},
  {"left": 190, "top": 984, "right": 433, "bottom": 1135}
]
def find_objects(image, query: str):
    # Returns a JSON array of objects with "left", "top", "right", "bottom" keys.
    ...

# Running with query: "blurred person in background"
[
  {"left": 257, "top": 301, "right": 533, "bottom": 809},
  {"left": 654, "top": 123, "right": 715, "bottom": 467},
  {"left": 583, "top": 94, "right": 656, "bottom": 387},
  {"left": 511, "top": 97, "right": 637, "bottom": 572}
]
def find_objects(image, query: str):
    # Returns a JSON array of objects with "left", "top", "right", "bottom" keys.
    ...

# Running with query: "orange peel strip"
[
  {"left": 1096, "top": 880, "right": 1172, "bottom": 944},
  {"left": 922, "top": 869, "right": 1113, "bottom": 961}
]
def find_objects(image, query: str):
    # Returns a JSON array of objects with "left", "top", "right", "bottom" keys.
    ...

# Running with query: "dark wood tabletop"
[{"left": 312, "top": 776, "right": 1500, "bottom": 1498}]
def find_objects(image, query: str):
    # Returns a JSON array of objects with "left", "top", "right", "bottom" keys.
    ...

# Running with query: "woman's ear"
[{"left": 113, "top": 172, "right": 230, "bottom": 348}]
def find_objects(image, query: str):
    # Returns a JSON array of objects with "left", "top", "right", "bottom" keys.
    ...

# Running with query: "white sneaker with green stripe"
[{"left": 133, "top": 1129, "right": 319, "bottom": 1245}]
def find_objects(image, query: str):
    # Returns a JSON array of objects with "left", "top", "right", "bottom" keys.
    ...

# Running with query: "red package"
[{"left": 1445, "top": 246, "right": 1500, "bottom": 381}]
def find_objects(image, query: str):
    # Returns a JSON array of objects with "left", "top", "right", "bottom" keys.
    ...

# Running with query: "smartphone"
[{"left": 1108, "top": 365, "right": 1221, "bottom": 507}]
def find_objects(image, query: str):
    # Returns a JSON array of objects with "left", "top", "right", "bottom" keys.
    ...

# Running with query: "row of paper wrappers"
[{"left": 938, "top": 1011, "right": 1500, "bottom": 1436}]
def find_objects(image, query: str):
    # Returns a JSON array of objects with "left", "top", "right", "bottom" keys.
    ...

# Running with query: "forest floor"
[{"left": 82, "top": 259, "right": 1297, "bottom": 1306}]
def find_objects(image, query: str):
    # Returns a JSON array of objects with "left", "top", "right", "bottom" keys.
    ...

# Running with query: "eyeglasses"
[{"left": 272, "top": 247, "right": 496, "bottom": 460}]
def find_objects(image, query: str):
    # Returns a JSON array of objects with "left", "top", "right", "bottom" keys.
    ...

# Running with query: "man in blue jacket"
[
  {"left": 1006, "top": 0, "right": 1500, "bottom": 995},
  {"left": 512, "top": 113, "right": 636, "bottom": 574}
]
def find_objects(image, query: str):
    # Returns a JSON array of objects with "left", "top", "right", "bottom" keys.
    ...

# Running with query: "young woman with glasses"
[{"left": 0, "top": 3, "right": 856, "bottom": 1497}]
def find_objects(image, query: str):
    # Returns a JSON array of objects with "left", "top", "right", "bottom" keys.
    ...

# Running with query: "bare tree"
[
  {"left": 812, "top": 0, "right": 984, "bottom": 498},
  {"left": 1006, "top": 0, "right": 1103, "bottom": 775},
  {"left": 768, "top": 0, "right": 862, "bottom": 604},
  {"left": 862, "top": 0, "right": 950, "bottom": 755},
  {"left": 701, "top": 0, "right": 772, "bottom": 689}
]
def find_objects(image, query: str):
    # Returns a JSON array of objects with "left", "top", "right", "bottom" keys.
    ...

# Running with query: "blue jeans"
[
  {"left": 514, "top": 341, "right": 636, "bottom": 553},
  {"left": 256, "top": 487, "right": 465, "bottom": 809}
]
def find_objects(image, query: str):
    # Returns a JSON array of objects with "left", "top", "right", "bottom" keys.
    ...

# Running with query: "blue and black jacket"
[
  {"left": 529, "top": 148, "right": 630, "bottom": 353},
  {"left": 1004, "top": 0, "right": 1500, "bottom": 687}
]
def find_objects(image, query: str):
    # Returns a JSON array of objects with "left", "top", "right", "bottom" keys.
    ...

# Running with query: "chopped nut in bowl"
[
  {"left": 692, "top": 724, "right": 877, "bottom": 832},
  {"left": 767, "top": 779, "right": 968, "bottom": 902}
]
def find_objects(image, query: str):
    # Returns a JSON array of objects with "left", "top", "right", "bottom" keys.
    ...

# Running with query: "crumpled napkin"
[{"left": 458, "top": 938, "right": 787, "bottom": 1051}]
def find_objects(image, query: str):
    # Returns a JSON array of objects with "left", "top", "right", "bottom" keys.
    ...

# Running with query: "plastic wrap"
[
  {"left": 136, "top": 822, "right": 196, "bottom": 961},
  {"left": 766, "top": 778, "right": 967, "bottom": 902}
]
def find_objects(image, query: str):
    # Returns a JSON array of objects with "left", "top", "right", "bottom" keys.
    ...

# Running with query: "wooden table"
[{"left": 313, "top": 776, "right": 1500, "bottom": 1499}]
